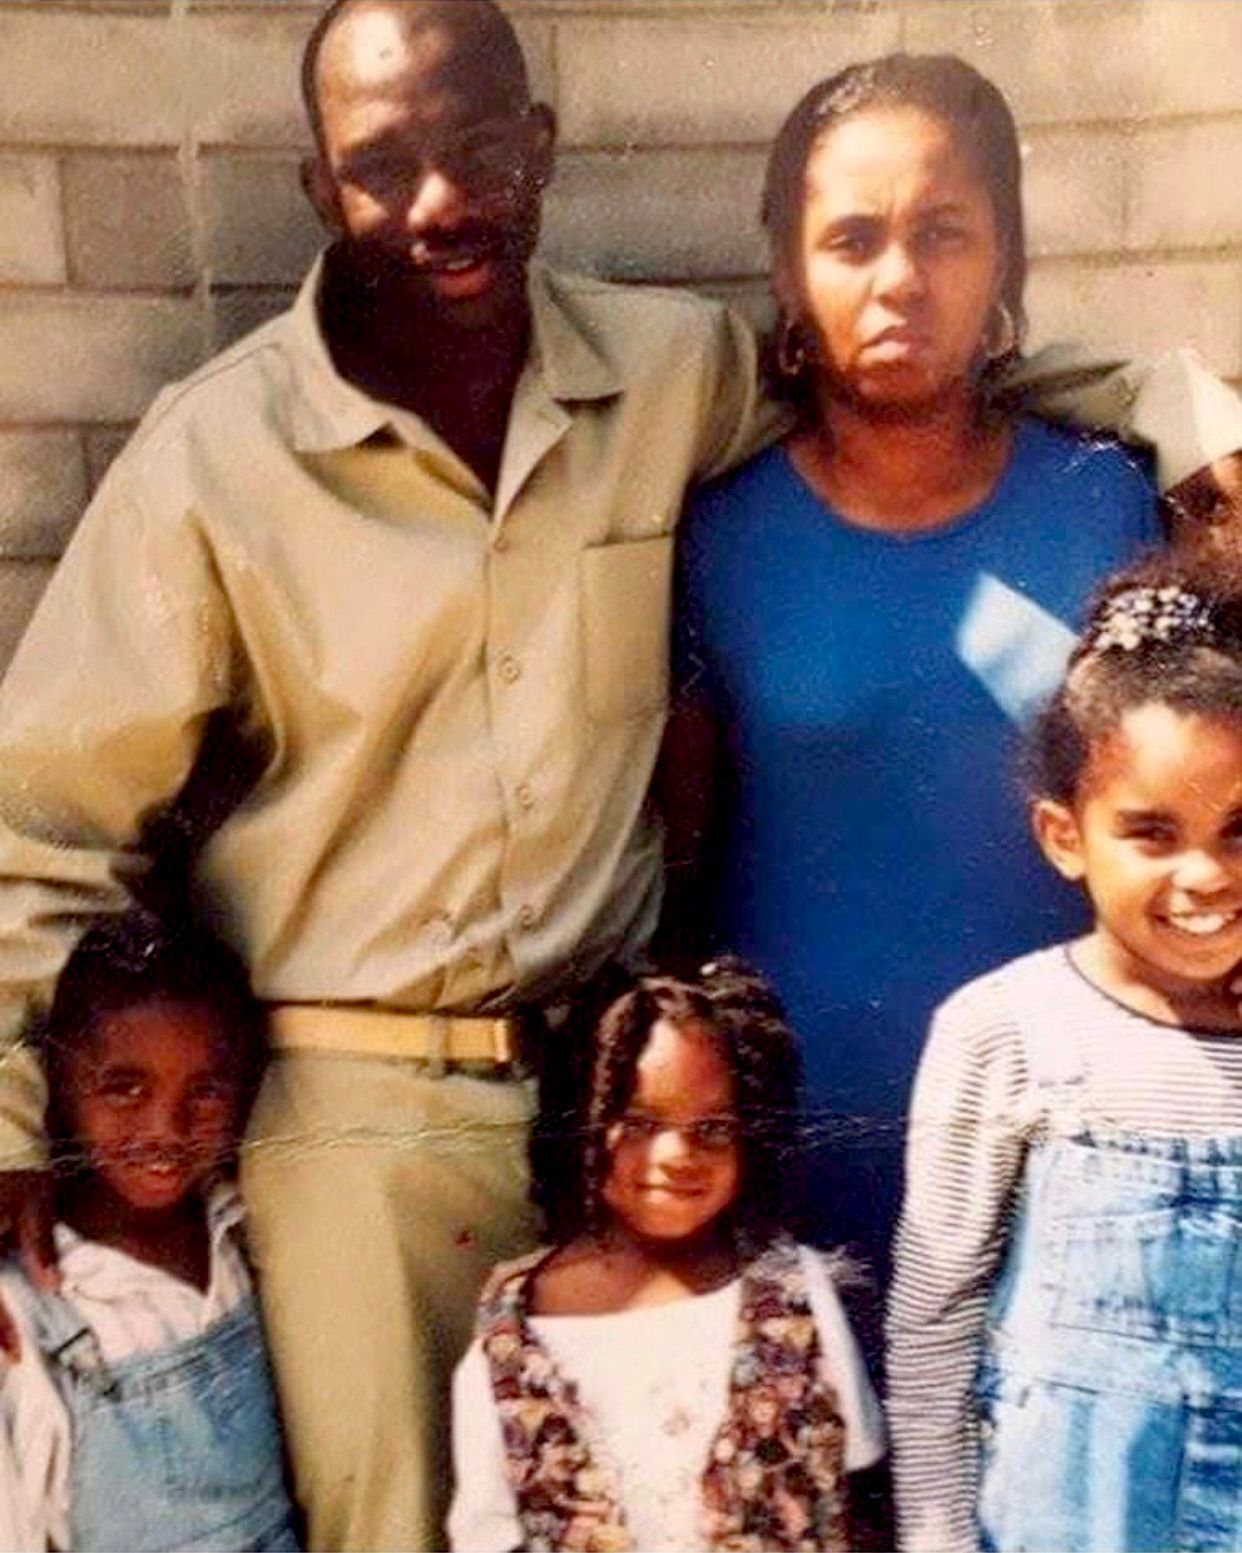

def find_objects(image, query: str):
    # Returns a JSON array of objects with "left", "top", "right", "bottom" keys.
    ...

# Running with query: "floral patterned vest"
[{"left": 477, "top": 1235, "right": 849, "bottom": 1552}]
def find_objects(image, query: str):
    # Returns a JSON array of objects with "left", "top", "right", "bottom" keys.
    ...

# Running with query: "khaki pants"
[{"left": 239, "top": 1051, "right": 540, "bottom": 1552}]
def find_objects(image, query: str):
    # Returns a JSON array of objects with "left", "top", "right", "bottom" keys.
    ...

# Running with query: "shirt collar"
[
  {"left": 283, "top": 252, "right": 625, "bottom": 454},
  {"left": 53, "top": 1179, "right": 244, "bottom": 1297},
  {"left": 524, "top": 262, "right": 624, "bottom": 402},
  {"left": 282, "top": 253, "right": 393, "bottom": 453}
]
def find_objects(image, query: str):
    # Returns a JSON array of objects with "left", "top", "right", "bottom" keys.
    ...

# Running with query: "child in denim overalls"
[
  {"left": 888, "top": 553, "right": 1242, "bottom": 1553},
  {"left": 0, "top": 909, "right": 298, "bottom": 1551}
]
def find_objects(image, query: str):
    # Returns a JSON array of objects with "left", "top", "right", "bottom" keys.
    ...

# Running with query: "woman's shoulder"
[
  {"left": 682, "top": 441, "right": 801, "bottom": 529},
  {"left": 1011, "top": 415, "right": 1157, "bottom": 501}
]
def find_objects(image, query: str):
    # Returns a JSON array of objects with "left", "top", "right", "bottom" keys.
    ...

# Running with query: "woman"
[{"left": 669, "top": 54, "right": 1159, "bottom": 1278}]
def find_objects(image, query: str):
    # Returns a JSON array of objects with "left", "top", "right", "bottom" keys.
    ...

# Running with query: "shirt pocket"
[{"left": 580, "top": 535, "right": 673, "bottom": 724}]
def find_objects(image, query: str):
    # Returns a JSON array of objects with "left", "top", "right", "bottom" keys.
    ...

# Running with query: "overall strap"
[
  {"left": 22, "top": 1283, "right": 115, "bottom": 1398},
  {"left": 479, "top": 1252, "right": 631, "bottom": 1552},
  {"left": 702, "top": 1238, "right": 848, "bottom": 1553}
]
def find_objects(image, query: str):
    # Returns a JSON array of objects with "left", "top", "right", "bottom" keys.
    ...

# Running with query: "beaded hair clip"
[{"left": 1088, "top": 584, "right": 1215, "bottom": 654}]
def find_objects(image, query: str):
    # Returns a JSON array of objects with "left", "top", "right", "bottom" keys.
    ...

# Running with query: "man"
[
  {"left": 0, "top": 5, "right": 768, "bottom": 1547},
  {"left": 0, "top": 2, "right": 1238, "bottom": 1548}
]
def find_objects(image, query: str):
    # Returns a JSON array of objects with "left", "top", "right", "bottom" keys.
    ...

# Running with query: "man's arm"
[
  {"left": 693, "top": 302, "right": 790, "bottom": 481},
  {"left": 1001, "top": 343, "right": 1242, "bottom": 494},
  {"left": 700, "top": 319, "right": 1242, "bottom": 508},
  {"left": 651, "top": 690, "right": 726, "bottom": 960},
  {"left": 0, "top": 451, "right": 235, "bottom": 1173}
]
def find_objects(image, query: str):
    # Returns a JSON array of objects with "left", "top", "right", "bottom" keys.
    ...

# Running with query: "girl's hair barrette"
[{"left": 1088, "top": 584, "right": 1215, "bottom": 654}]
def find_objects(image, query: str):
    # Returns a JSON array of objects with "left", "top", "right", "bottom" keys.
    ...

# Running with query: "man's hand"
[
  {"left": 0, "top": 1168, "right": 57, "bottom": 1360},
  {"left": 1164, "top": 451, "right": 1242, "bottom": 561}
]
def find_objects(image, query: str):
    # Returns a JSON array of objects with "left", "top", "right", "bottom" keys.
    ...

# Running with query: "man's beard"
[{"left": 342, "top": 218, "right": 535, "bottom": 306}]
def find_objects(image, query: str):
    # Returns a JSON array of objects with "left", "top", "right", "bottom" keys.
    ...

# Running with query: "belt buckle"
[{"left": 491, "top": 1015, "right": 517, "bottom": 1068}]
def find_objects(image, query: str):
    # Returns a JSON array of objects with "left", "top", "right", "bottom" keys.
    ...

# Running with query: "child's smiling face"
[
  {"left": 64, "top": 998, "right": 243, "bottom": 1216},
  {"left": 602, "top": 1017, "right": 741, "bottom": 1245},
  {"left": 1036, "top": 703, "right": 1242, "bottom": 1016}
]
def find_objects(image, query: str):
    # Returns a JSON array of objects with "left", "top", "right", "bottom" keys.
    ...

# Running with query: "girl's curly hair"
[
  {"left": 530, "top": 955, "right": 802, "bottom": 1256},
  {"left": 1028, "top": 548, "right": 1242, "bottom": 805}
]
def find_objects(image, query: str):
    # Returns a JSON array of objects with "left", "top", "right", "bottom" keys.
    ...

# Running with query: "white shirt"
[
  {"left": 0, "top": 1184, "right": 252, "bottom": 1553},
  {"left": 448, "top": 1244, "right": 885, "bottom": 1553}
]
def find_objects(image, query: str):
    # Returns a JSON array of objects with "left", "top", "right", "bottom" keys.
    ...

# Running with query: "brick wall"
[{"left": 2, "top": 0, "right": 1241, "bottom": 663}]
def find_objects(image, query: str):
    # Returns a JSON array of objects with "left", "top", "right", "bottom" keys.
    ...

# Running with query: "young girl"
[
  {"left": 887, "top": 553, "right": 1242, "bottom": 1553},
  {"left": 0, "top": 908, "right": 299, "bottom": 1552},
  {"left": 448, "top": 958, "right": 887, "bottom": 1553}
]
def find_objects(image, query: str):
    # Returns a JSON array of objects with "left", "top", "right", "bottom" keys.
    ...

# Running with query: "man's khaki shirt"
[
  {"left": 0, "top": 259, "right": 773, "bottom": 1161},
  {"left": 1, "top": 255, "right": 1240, "bottom": 1165}
]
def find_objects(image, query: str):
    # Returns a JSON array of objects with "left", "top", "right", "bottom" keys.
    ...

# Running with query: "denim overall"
[
  {"left": 976, "top": 963, "right": 1242, "bottom": 1552},
  {"left": 28, "top": 1288, "right": 299, "bottom": 1552}
]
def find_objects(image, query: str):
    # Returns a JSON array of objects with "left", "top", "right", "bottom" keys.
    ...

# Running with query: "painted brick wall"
[{"left": 2, "top": 0, "right": 1241, "bottom": 663}]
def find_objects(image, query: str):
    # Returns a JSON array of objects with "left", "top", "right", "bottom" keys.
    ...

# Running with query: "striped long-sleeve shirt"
[{"left": 886, "top": 943, "right": 1242, "bottom": 1553}]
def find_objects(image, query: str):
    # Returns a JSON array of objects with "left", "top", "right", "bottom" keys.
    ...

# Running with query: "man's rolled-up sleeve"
[{"left": 1002, "top": 343, "right": 1242, "bottom": 492}]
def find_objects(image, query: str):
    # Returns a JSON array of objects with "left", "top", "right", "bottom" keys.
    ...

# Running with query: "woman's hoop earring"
[
  {"left": 986, "top": 300, "right": 1018, "bottom": 362},
  {"left": 776, "top": 313, "right": 810, "bottom": 378}
]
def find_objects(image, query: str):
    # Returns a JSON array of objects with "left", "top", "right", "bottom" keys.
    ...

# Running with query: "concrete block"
[
  {"left": 0, "top": 561, "right": 56, "bottom": 677},
  {"left": 501, "top": 10, "right": 558, "bottom": 111},
  {"left": 84, "top": 426, "right": 138, "bottom": 497},
  {"left": 181, "top": 9, "right": 554, "bottom": 147},
  {"left": 210, "top": 287, "right": 299, "bottom": 351},
  {"left": 0, "top": 11, "right": 183, "bottom": 146},
  {"left": 543, "top": 147, "right": 767, "bottom": 282},
  {"left": 202, "top": 154, "right": 322, "bottom": 286},
  {"left": 690, "top": 277, "right": 777, "bottom": 336},
  {"left": 1021, "top": 127, "right": 1127, "bottom": 258},
  {"left": 0, "top": 157, "right": 65, "bottom": 285},
  {"left": 904, "top": 1, "right": 1242, "bottom": 126},
  {"left": 0, "top": 432, "right": 87, "bottom": 560},
  {"left": 556, "top": 11, "right": 902, "bottom": 148},
  {"left": 0, "top": 296, "right": 206, "bottom": 423},
  {"left": 1026, "top": 258, "right": 1242, "bottom": 381},
  {"left": 1129, "top": 120, "right": 1242, "bottom": 250},
  {"left": 63, "top": 153, "right": 195, "bottom": 291},
  {"left": 181, "top": 9, "right": 314, "bottom": 148}
]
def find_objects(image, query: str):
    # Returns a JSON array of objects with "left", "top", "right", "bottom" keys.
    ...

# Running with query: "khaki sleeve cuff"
[{"left": 0, "top": 1041, "right": 48, "bottom": 1171}]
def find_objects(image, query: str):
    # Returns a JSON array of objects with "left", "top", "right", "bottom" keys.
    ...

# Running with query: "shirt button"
[
  {"left": 493, "top": 532, "right": 508, "bottom": 554},
  {"left": 498, "top": 654, "right": 521, "bottom": 684},
  {"left": 516, "top": 783, "right": 535, "bottom": 810},
  {"left": 518, "top": 904, "right": 538, "bottom": 929}
]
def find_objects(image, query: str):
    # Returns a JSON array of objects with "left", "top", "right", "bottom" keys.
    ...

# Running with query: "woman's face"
[{"left": 789, "top": 104, "right": 1005, "bottom": 416}]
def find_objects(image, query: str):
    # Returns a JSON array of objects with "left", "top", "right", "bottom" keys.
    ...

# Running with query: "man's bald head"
[{"left": 302, "top": 0, "right": 530, "bottom": 155}]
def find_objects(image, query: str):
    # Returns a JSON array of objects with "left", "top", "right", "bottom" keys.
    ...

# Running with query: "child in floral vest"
[{"left": 448, "top": 957, "right": 887, "bottom": 1553}]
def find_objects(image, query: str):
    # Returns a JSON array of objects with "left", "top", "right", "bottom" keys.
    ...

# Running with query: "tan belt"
[{"left": 268, "top": 1004, "right": 521, "bottom": 1065}]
